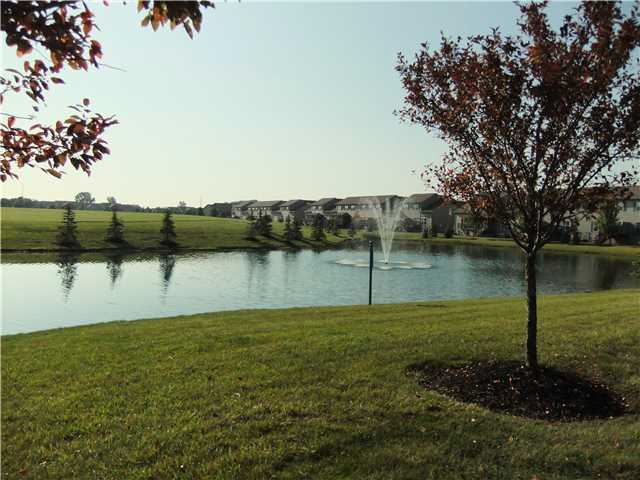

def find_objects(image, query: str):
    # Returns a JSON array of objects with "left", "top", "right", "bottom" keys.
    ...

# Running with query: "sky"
[{"left": 1, "top": 1, "right": 582, "bottom": 207}]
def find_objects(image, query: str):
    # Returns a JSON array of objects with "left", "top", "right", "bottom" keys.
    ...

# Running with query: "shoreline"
[{"left": 3, "top": 235, "right": 637, "bottom": 259}]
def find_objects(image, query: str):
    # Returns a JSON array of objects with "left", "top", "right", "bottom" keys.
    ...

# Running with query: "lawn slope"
[
  {"left": 0, "top": 207, "right": 347, "bottom": 252},
  {"left": 3, "top": 290, "right": 639, "bottom": 479}
]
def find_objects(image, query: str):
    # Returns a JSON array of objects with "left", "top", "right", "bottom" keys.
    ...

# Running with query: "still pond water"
[{"left": 2, "top": 243, "right": 638, "bottom": 335}]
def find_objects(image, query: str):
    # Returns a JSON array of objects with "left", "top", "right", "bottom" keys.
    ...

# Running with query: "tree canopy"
[
  {"left": 397, "top": 1, "right": 640, "bottom": 370},
  {"left": 0, "top": 1, "right": 214, "bottom": 181},
  {"left": 397, "top": 1, "right": 639, "bottom": 254}
]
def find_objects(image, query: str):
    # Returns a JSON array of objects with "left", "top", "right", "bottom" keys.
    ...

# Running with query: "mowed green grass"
[
  {"left": 391, "top": 232, "right": 640, "bottom": 257},
  {"left": 3, "top": 290, "right": 639, "bottom": 479},
  {"left": 0, "top": 207, "right": 347, "bottom": 251}
]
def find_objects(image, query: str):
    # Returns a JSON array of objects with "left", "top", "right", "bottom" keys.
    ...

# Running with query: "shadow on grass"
[{"left": 406, "top": 360, "right": 628, "bottom": 422}]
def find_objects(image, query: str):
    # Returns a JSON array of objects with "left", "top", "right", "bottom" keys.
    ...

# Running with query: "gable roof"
[
  {"left": 248, "top": 200, "right": 284, "bottom": 208},
  {"left": 281, "top": 199, "right": 312, "bottom": 208},
  {"left": 205, "top": 202, "right": 232, "bottom": 209},
  {"left": 311, "top": 197, "right": 341, "bottom": 207},
  {"left": 336, "top": 195, "right": 404, "bottom": 206},
  {"left": 231, "top": 200, "right": 256, "bottom": 208},
  {"left": 406, "top": 193, "right": 441, "bottom": 207},
  {"left": 625, "top": 185, "right": 640, "bottom": 200}
]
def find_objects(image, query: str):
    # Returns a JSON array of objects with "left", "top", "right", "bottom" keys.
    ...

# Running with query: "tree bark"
[{"left": 525, "top": 252, "right": 539, "bottom": 372}]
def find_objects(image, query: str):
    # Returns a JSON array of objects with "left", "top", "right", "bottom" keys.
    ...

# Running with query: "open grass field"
[
  {"left": 3, "top": 289, "right": 639, "bottom": 479},
  {"left": 2, "top": 207, "right": 639, "bottom": 258},
  {"left": 0, "top": 207, "right": 347, "bottom": 252}
]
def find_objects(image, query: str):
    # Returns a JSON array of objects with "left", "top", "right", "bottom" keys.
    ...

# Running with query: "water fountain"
[
  {"left": 368, "top": 196, "right": 406, "bottom": 264},
  {"left": 334, "top": 196, "right": 432, "bottom": 271}
]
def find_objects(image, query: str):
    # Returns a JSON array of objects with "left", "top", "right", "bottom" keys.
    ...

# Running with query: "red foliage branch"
[{"left": 1, "top": 0, "right": 214, "bottom": 181}]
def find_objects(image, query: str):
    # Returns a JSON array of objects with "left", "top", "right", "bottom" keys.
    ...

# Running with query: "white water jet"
[{"left": 367, "top": 196, "right": 407, "bottom": 264}]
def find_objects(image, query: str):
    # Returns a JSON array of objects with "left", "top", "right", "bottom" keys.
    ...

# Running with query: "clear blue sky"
[{"left": 2, "top": 1, "right": 580, "bottom": 207}]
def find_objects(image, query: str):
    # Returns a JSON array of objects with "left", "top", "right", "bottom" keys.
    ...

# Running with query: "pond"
[{"left": 2, "top": 243, "right": 638, "bottom": 335}]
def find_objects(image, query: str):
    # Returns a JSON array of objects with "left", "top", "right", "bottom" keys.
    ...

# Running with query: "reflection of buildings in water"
[
  {"left": 159, "top": 254, "right": 177, "bottom": 298},
  {"left": 245, "top": 250, "right": 270, "bottom": 298},
  {"left": 56, "top": 253, "right": 80, "bottom": 302},
  {"left": 105, "top": 253, "right": 125, "bottom": 289},
  {"left": 281, "top": 249, "right": 301, "bottom": 286}
]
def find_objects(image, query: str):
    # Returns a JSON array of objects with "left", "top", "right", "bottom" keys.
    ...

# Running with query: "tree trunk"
[{"left": 525, "top": 252, "right": 539, "bottom": 372}]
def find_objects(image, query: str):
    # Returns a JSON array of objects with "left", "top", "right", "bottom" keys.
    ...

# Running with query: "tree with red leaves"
[
  {"left": 397, "top": 1, "right": 640, "bottom": 371},
  {"left": 1, "top": 1, "right": 213, "bottom": 182}
]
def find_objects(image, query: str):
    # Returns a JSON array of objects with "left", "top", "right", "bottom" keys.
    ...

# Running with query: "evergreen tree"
[
  {"left": 421, "top": 225, "right": 429, "bottom": 238},
  {"left": 56, "top": 204, "right": 81, "bottom": 248},
  {"left": 283, "top": 216, "right": 295, "bottom": 241},
  {"left": 430, "top": 223, "right": 439, "bottom": 238},
  {"left": 348, "top": 222, "right": 356, "bottom": 238},
  {"left": 105, "top": 210, "right": 125, "bottom": 244},
  {"left": 246, "top": 216, "right": 258, "bottom": 239},
  {"left": 327, "top": 217, "right": 338, "bottom": 236},
  {"left": 256, "top": 214, "right": 273, "bottom": 237},
  {"left": 292, "top": 218, "right": 303, "bottom": 241},
  {"left": 311, "top": 214, "right": 325, "bottom": 241},
  {"left": 160, "top": 210, "right": 177, "bottom": 247}
]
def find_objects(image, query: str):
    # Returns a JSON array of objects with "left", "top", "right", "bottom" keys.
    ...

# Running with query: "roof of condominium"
[
  {"left": 336, "top": 195, "right": 404, "bottom": 206},
  {"left": 231, "top": 200, "right": 256, "bottom": 208},
  {"left": 626, "top": 185, "right": 640, "bottom": 199},
  {"left": 247, "top": 200, "right": 284, "bottom": 208},
  {"left": 406, "top": 193, "right": 441, "bottom": 206},
  {"left": 311, "top": 197, "right": 341, "bottom": 206},
  {"left": 281, "top": 199, "right": 312, "bottom": 208}
]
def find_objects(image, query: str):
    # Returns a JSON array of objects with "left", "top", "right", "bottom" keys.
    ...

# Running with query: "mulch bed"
[{"left": 407, "top": 360, "right": 628, "bottom": 421}]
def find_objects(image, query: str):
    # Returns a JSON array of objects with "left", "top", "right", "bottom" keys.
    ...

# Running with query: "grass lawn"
[
  {"left": 3, "top": 289, "right": 639, "bottom": 479},
  {"left": 0, "top": 207, "right": 348, "bottom": 252},
  {"left": 390, "top": 232, "right": 640, "bottom": 258}
]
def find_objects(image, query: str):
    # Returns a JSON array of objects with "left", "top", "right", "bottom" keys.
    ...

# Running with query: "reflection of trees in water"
[
  {"left": 282, "top": 249, "right": 300, "bottom": 263},
  {"left": 595, "top": 259, "right": 620, "bottom": 290},
  {"left": 105, "top": 253, "right": 125, "bottom": 289},
  {"left": 56, "top": 253, "right": 80, "bottom": 302},
  {"left": 159, "top": 254, "right": 177, "bottom": 297}
]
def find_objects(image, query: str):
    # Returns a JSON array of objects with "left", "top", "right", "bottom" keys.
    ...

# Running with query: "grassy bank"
[
  {"left": 390, "top": 232, "right": 640, "bottom": 257},
  {"left": 2, "top": 207, "right": 639, "bottom": 258},
  {"left": 3, "top": 290, "right": 639, "bottom": 479},
  {"left": 0, "top": 207, "right": 347, "bottom": 252}
]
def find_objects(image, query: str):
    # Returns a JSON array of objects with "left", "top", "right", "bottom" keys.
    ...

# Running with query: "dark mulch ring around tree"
[{"left": 407, "top": 360, "right": 629, "bottom": 422}]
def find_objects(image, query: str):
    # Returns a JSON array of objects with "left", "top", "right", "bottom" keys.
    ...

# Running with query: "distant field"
[{"left": 0, "top": 208, "right": 347, "bottom": 251}]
